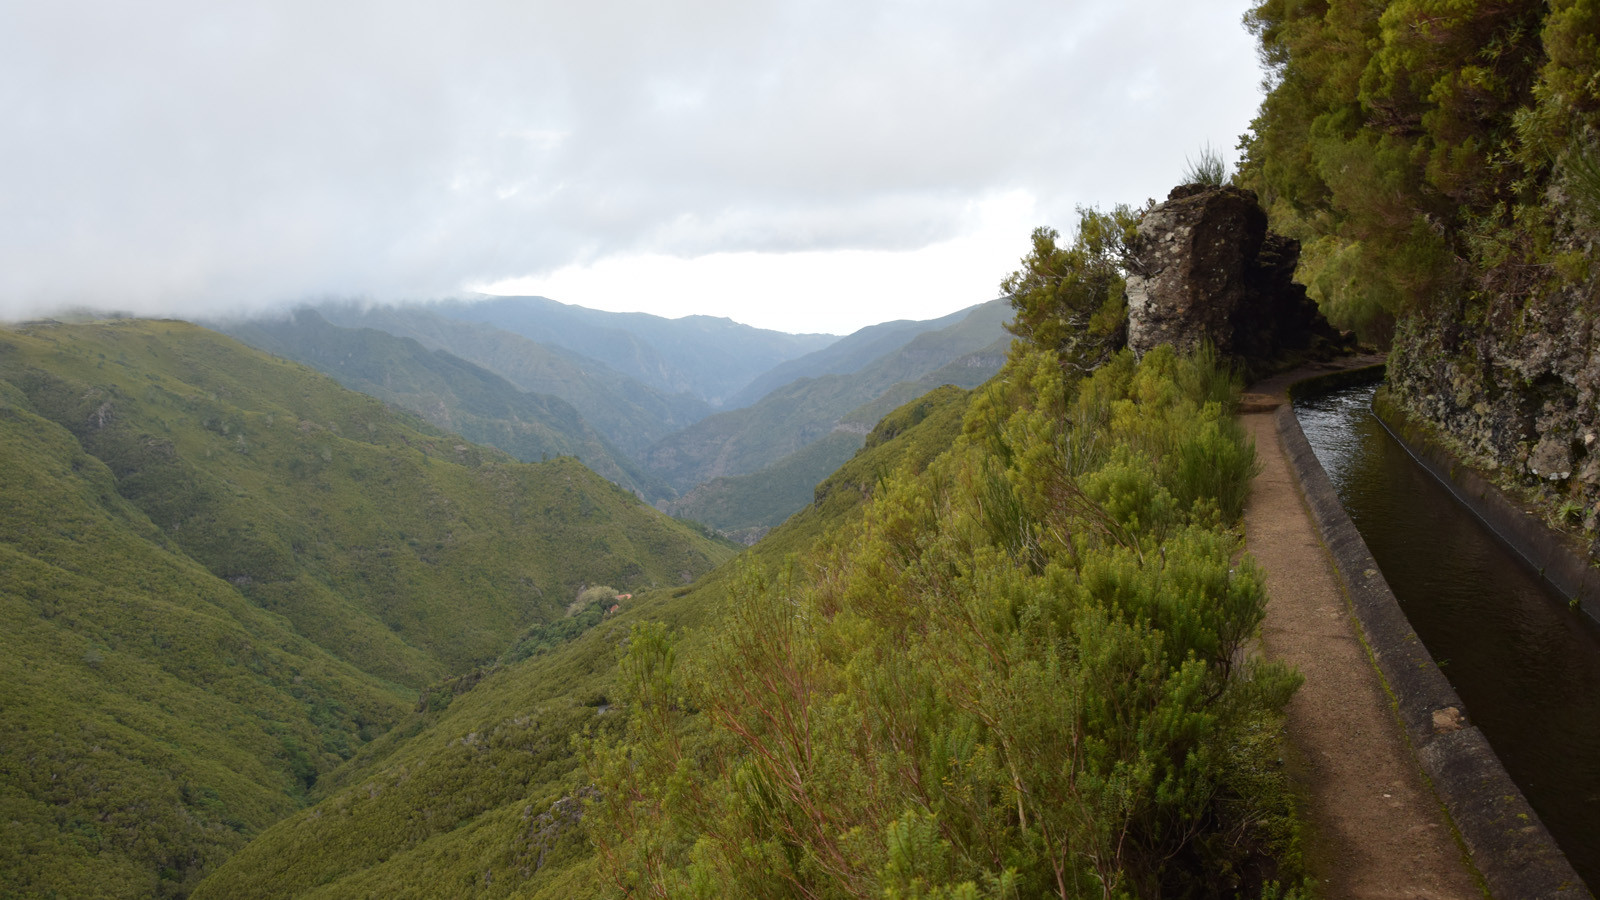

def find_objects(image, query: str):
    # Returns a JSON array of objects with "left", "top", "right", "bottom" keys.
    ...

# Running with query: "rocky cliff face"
[
  {"left": 1126, "top": 184, "right": 1344, "bottom": 374},
  {"left": 1387, "top": 277, "right": 1600, "bottom": 531}
]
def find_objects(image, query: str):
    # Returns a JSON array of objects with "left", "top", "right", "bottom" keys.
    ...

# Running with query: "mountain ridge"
[
  {"left": 636, "top": 299, "right": 1011, "bottom": 492},
  {"left": 724, "top": 301, "right": 988, "bottom": 407},
  {"left": 311, "top": 303, "right": 713, "bottom": 457},
  {"left": 432, "top": 295, "right": 836, "bottom": 406},
  {"left": 222, "top": 309, "right": 670, "bottom": 501},
  {"left": 0, "top": 318, "right": 733, "bottom": 898}
]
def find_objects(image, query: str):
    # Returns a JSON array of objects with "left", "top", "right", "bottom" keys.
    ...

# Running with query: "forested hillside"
[
  {"left": 725, "top": 303, "right": 989, "bottom": 407},
  {"left": 188, "top": 377, "right": 977, "bottom": 900},
  {"left": 225, "top": 310, "right": 669, "bottom": 501},
  {"left": 227, "top": 301, "right": 1010, "bottom": 535},
  {"left": 191, "top": 248, "right": 1307, "bottom": 897},
  {"left": 663, "top": 379, "right": 997, "bottom": 541},
  {"left": 0, "top": 319, "right": 732, "bottom": 898},
  {"left": 638, "top": 301, "right": 1010, "bottom": 494},
  {"left": 311, "top": 303, "right": 714, "bottom": 457},
  {"left": 1239, "top": 0, "right": 1600, "bottom": 533}
]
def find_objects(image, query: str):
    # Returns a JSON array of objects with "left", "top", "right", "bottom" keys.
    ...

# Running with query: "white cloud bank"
[{"left": 0, "top": 0, "right": 1266, "bottom": 333}]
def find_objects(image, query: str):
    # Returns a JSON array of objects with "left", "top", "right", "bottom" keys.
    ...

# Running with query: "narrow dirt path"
[{"left": 1241, "top": 363, "right": 1480, "bottom": 899}]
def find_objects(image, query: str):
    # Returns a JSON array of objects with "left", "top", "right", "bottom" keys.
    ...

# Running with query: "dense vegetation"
[
  {"left": 588, "top": 338, "right": 1302, "bottom": 898},
  {"left": 1238, "top": 0, "right": 1600, "bottom": 342},
  {"left": 1004, "top": 208, "right": 1142, "bottom": 373},
  {"left": 187, "top": 378, "right": 973, "bottom": 900},
  {"left": 226, "top": 310, "right": 669, "bottom": 501},
  {"left": 639, "top": 303, "right": 1009, "bottom": 494},
  {"left": 0, "top": 319, "right": 732, "bottom": 898},
  {"left": 311, "top": 303, "right": 714, "bottom": 458}
]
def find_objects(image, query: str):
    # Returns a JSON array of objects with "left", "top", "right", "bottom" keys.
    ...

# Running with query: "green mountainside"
[
  {"left": 0, "top": 319, "right": 732, "bottom": 898},
  {"left": 0, "top": 378, "right": 409, "bottom": 899},
  {"left": 724, "top": 302, "right": 989, "bottom": 408},
  {"left": 661, "top": 431, "right": 865, "bottom": 541},
  {"left": 258, "top": 301, "right": 1007, "bottom": 532},
  {"left": 637, "top": 302, "right": 1010, "bottom": 493},
  {"left": 434, "top": 295, "right": 837, "bottom": 406},
  {"left": 223, "top": 310, "right": 668, "bottom": 501},
  {"left": 664, "top": 383, "right": 982, "bottom": 539},
  {"left": 187, "top": 378, "right": 973, "bottom": 900},
  {"left": 313, "top": 304, "right": 712, "bottom": 457},
  {"left": 836, "top": 335, "right": 1011, "bottom": 429},
  {"left": 190, "top": 275, "right": 1303, "bottom": 899}
]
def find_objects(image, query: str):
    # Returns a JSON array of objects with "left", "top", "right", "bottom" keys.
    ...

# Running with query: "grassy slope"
[
  {"left": 224, "top": 310, "right": 669, "bottom": 501},
  {"left": 637, "top": 304, "right": 1009, "bottom": 493},
  {"left": 188, "top": 384, "right": 974, "bottom": 900},
  {"left": 313, "top": 304, "right": 713, "bottom": 457},
  {"left": 0, "top": 319, "right": 734, "bottom": 898}
]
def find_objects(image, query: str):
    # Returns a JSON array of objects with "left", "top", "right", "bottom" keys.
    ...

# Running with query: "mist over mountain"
[
  {"left": 223, "top": 309, "right": 670, "bottom": 501},
  {"left": 432, "top": 295, "right": 837, "bottom": 406},
  {"left": 225, "top": 298, "right": 1010, "bottom": 533},
  {"left": 313, "top": 303, "right": 715, "bottom": 457},
  {"left": 726, "top": 301, "right": 992, "bottom": 407}
]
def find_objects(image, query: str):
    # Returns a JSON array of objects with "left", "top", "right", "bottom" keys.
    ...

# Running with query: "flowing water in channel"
[{"left": 1294, "top": 382, "right": 1600, "bottom": 888}]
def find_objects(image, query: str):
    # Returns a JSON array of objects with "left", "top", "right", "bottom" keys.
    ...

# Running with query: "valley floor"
[{"left": 1240, "top": 362, "right": 1480, "bottom": 899}]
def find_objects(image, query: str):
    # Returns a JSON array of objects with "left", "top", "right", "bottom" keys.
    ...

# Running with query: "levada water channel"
[{"left": 1295, "top": 378, "right": 1600, "bottom": 887}]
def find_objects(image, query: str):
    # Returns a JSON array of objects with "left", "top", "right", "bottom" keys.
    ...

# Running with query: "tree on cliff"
[
  {"left": 1002, "top": 205, "right": 1143, "bottom": 372},
  {"left": 1237, "top": 0, "right": 1600, "bottom": 340}
]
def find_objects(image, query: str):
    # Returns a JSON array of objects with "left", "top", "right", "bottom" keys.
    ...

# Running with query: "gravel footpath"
[{"left": 1241, "top": 362, "right": 1481, "bottom": 899}]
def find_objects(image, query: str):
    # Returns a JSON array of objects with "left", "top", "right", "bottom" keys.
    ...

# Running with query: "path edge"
[{"left": 1274, "top": 368, "right": 1589, "bottom": 900}]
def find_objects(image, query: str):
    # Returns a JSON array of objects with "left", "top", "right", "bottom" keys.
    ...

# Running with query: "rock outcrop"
[
  {"left": 1126, "top": 184, "right": 1345, "bottom": 373},
  {"left": 1386, "top": 278, "right": 1600, "bottom": 530}
]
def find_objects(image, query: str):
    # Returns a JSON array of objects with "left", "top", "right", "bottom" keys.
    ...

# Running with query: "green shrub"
[
  {"left": 586, "top": 347, "right": 1303, "bottom": 899},
  {"left": 1183, "top": 142, "right": 1230, "bottom": 186}
]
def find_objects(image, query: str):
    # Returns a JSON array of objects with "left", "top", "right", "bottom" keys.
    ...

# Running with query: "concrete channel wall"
[
  {"left": 1279, "top": 368, "right": 1589, "bottom": 900},
  {"left": 1370, "top": 390, "right": 1600, "bottom": 629}
]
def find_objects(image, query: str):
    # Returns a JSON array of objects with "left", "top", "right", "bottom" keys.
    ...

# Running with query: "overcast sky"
[{"left": 2, "top": 0, "right": 1266, "bottom": 335}]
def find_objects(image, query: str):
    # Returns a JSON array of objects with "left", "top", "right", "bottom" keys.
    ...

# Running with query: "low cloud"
[{"left": 0, "top": 0, "right": 1264, "bottom": 324}]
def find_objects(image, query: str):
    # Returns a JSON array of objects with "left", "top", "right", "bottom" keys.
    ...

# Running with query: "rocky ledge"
[{"left": 1126, "top": 184, "right": 1348, "bottom": 377}]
